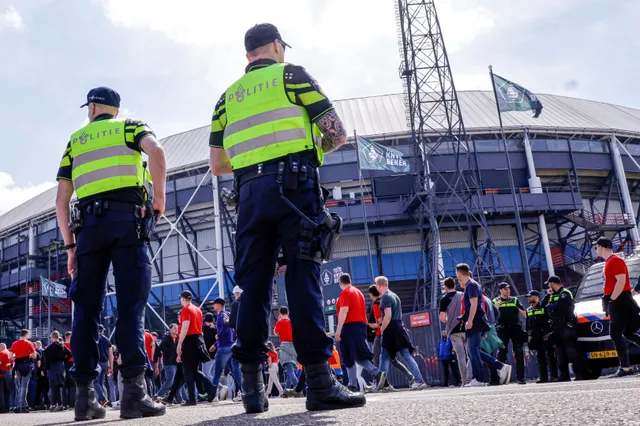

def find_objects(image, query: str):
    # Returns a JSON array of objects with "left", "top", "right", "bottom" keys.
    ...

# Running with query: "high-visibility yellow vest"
[
  {"left": 526, "top": 307, "right": 546, "bottom": 317},
  {"left": 69, "top": 118, "right": 147, "bottom": 200},
  {"left": 548, "top": 288, "right": 573, "bottom": 303},
  {"left": 493, "top": 297, "right": 518, "bottom": 308},
  {"left": 223, "top": 63, "right": 323, "bottom": 170}
]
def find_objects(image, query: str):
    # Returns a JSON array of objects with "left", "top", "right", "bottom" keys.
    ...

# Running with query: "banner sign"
[
  {"left": 320, "top": 258, "right": 351, "bottom": 314},
  {"left": 41, "top": 277, "right": 67, "bottom": 298},
  {"left": 409, "top": 312, "right": 431, "bottom": 328},
  {"left": 357, "top": 136, "right": 410, "bottom": 173}
]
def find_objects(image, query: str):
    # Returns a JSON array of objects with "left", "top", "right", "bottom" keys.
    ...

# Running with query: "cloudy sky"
[{"left": 0, "top": 0, "right": 637, "bottom": 214}]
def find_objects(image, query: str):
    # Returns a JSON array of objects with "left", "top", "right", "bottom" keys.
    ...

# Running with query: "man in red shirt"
[
  {"left": 335, "top": 274, "right": 385, "bottom": 392},
  {"left": 596, "top": 237, "right": 640, "bottom": 377},
  {"left": 176, "top": 290, "right": 215, "bottom": 405},
  {"left": 10, "top": 329, "right": 37, "bottom": 413},
  {"left": 143, "top": 330, "right": 156, "bottom": 396},
  {"left": 0, "top": 342, "right": 13, "bottom": 413},
  {"left": 274, "top": 307, "right": 298, "bottom": 390}
]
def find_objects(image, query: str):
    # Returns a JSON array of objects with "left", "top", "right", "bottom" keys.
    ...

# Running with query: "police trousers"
[
  {"left": 232, "top": 173, "right": 333, "bottom": 365},
  {"left": 496, "top": 325, "right": 525, "bottom": 381},
  {"left": 531, "top": 337, "right": 557, "bottom": 381},
  {"left": 69, "top": 209, "right": 151, "bottom": 384}
]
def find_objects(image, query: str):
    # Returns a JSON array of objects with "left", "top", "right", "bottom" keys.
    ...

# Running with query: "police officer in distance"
[
  {"left": 493, "top": 282, "right": 527, "bottom": 385},
  {"left": 525, "top": 290, "right": 558, "bottom": 383},
  {"left": 209, "top": 24, "right": 364, "bottom": 413},
  {"left": 55, "top": 87, "right": 166, "bottom": 421},
  {"left": 542, "top": 276, "right": 576, "bottom": 382}
]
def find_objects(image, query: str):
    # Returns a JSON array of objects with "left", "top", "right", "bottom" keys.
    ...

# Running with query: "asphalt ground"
[{"left": 5, "top": 377, "right": 640, "bottom": 426}]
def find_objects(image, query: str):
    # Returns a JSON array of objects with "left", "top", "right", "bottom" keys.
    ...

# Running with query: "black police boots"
[
  {"left": 74, "top": 382, "right": 106, "bottom": 421},
  {"left": 120, "top": 373, "right": 166, "bottom": 419},
  {"left": 305, "top": 361, "right": 366, "bottom": 411},
  {"left": 240, "top": 363, "right": 269, "bottom": 414}
]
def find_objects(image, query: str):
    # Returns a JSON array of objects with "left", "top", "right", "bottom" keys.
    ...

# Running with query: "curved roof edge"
[{"left": 1, "top": 90, "right": 639, "bottom": 236}]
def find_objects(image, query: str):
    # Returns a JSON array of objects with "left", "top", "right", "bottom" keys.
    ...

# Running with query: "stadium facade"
[{"left": 1, "top": 90, "right": 640, "bottom": 342}]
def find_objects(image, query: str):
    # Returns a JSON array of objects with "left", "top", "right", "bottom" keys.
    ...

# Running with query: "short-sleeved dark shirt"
[
  {"left": 463, "top": 279, "right": 487, "bottom": 332},
  {"left": 97, "top": 334, "right": 111, "bottom": 363},
  {"left": 209, "top": 59, "right": 333, "bottom": 149},
  {"left": 494, "top": 296, "right": 524, "bottom": 326},
  {"left": 56, "top": 114, "right": 155, "bottom": 205}
]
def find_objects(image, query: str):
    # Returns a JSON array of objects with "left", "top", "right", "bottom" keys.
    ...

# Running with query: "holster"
[
  {"left": 69, "top": 205, "right": 83, "bottom": 235},
  {"left": 135, "top": 200, "right": 158, "bottom": 242}
]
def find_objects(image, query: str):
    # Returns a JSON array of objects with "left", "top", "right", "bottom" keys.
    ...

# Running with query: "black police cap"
[
  {"left": 213, "top": 297, "right": 226, "bottom": 306},
  {"left": 498, "top": 282, "right": 510, "bottom": 290},
  {"left": 545, "top": 275, "right": 561, "bottom": 285},
  {"left": 526, "top": 290, "right": 540, "bottom": 298},
  {"left": 245, "top": 23, "right": 291, "bottom": 53},
  {"left": 80, "top": 86, "right": 121, "bottom": 108}
]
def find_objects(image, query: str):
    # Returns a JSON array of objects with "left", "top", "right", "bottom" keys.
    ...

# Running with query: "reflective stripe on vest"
[
  {"left": 70, "top": 118, "right": 145, "bottom": 200},
  {"left": 548, "top": 288, "right": 573, "bottom": 303},
  {"left": 526, "top": 307, "right": 545, "bottom": 317},
  {"left": 223, "top": 63, "right": 323, "bottom": 170},
  {"left": 494, "top": 297, "right": 518, "bottom": 308}
]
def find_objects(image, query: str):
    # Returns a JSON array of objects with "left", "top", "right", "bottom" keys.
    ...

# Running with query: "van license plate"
[{"left": 587, "top": 350, "right": 618, "bottom": 359}]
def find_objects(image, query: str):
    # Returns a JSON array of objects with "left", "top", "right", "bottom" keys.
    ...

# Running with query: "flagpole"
[
  {"left": 354, "top": 131, "right": 376, "bottom": 283},
  {"left": 489, "top": 65, "right": 533, "bottom": 294}
]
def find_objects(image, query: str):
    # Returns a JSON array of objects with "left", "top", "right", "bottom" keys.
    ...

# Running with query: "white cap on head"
[{"left": 233, "top": 286, "right": 243, "bottom": 294}]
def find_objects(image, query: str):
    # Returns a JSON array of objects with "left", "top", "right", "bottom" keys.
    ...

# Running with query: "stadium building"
[{"left": 1, "top": 90, "right": 640, "bottom": 343}]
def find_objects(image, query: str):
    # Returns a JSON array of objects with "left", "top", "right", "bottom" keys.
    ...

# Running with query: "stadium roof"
[{"left": 2, "top": 90, "right": 640, "bottom": 235}]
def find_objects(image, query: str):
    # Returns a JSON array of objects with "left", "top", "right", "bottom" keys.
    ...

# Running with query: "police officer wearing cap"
[
  {"left": 56, "top": 87, "right": 167, "bottom": 420},
  {"left": 541, "top": 276, "right": 576, "bottom": 382},
  {"left": 493, "top": 282, "right": 527, "bottom": 384},
  {"left": 209, "top": 23, "right": 364, "bottom": 413},
  {"left": 525, "top": 290, "right": 558, "bottom": 383}
]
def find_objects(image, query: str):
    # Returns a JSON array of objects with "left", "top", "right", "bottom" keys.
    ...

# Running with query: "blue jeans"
[
  {"left": 16, "top": 369, "right": 32, "bottom": 409},
  {"left": 283, "top": 362, "right": 299, "bottom": 389},
  {"left": 202, "top": 359, "right": 215, "bottom": 383},
  {"left": 212, "top": 346, "right": 233, "bottom": 388},
  {"left": 155, "top": 365, "right": 177, "bottom": 398},
  {"left": 380, "top": 348, "right": 424, "bottom": 384},
  {"left": 227, "top": 358, "right": 242, "bottom": 390},
  {"left": 94, "top": 362, "right": 108, "bottom": 402},
  {"left": 466, "top": 330, "right": 485, "bottom": 382}
]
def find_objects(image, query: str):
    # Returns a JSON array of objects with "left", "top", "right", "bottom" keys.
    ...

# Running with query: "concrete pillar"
[
  {"left": 523, "top": 132, "right": 555, "bottom": 276},
  {"left": 610, "top": 136, "right": 640, "bottom": 244},
  {"left": 28, "top": 224, "right": 35, "bottom": 333}
]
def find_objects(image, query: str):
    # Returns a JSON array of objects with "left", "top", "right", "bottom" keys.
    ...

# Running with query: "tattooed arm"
[{"left": 314, "top": 109, "right": 347, "bottom": 153}]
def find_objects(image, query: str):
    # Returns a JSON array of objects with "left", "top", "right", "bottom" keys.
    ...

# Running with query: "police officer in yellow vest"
[
  {"left": 55, "top": 87, "right": 166, "bottom": 421},
  {"left": 209, "top": 24, "right": 365, "bottom": 413},
  {"left": 542, "top": 275, "right": 576, "bottom": 382},
  {"left": 525, "top": 290, "right": 558, "bottom": 383},
  {"left": 493, "top": 282, "right": 527, "bottom": 384}
]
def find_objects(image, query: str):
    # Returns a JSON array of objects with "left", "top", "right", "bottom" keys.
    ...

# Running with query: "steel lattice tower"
[{"left": 395, "top": 0, "right": 514, "bottom": 310}]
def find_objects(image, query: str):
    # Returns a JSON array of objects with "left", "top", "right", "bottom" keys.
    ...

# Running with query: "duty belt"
[
  {"left": 235, "top": 157, "right": 317, "bottom": 188},
  {"left": 78, "top": 199, "right": 139, "bottom": 216}
]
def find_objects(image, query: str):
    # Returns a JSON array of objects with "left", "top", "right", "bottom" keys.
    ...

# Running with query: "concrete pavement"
[{"left": 5, "top": 377, "right": 640, "bottom": 426}]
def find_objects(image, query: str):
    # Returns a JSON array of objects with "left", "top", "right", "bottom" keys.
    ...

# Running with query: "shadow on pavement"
[{"left": 192, "top": 412, "right": 339, "bottom": 426}]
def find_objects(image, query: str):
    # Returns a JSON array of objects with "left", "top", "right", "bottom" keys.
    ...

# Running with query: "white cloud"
[
  {"left": 0, "top": 173, "right": 55, "bottom": 215},
  {"left": 0, "top": 5, "right": 24, "bottom": 30}
]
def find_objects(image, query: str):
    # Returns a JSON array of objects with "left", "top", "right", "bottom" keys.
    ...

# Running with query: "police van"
[{"left": 572, "top": 250, "right": 640, "bottom": 379}]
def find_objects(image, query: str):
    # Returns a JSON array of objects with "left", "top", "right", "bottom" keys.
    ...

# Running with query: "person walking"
[
  {"left": 334, "top": 274, "right": 386, "bottom": 392},
  {"left": 274, "top": 307, "right": 299, "bottom": 391},
  {"left": 265, "top": 342, "right": 285, "bottom": 397},
  {"left": 202, "top": 313, "right": 217, "bottom": 383},
  {"left": 228, "top": 286, "right": 243, "bottom": 400},
  {"left": 493, "top": 283, "right": 527, "bottom": 385},
  {"left": 153, "top": 324, "right": 179, "bottom": 401},
  {"left": 456, "top": 264, "right": 511, "bottom": 387},
  {"left": 10, "top": 329, "right": 38, "bottom": 413},
  {"left": 375, "top": 276, "right": 428, "bottom": 390},
  {"left": 176, "top": 291, "right": 216, "bottom": 406},
  {"left": 55, "top": 86, "right": 166, "bottom": 421},
  {"left": 209, "top": 23, "right": 363, "bottom": 413},
  {"left": 94, "top": 325, "right": 113, "bottom": 406},
  {"left": 0, "top": 343, "right": 14, "bottom": 413},
  {"left": 596, "top": 237, "right": 640, "bottom": 377},
  {"left": 439, "top": 277, "right": 467, "bottom": 386},
  {"left": 209, "top": 298, "right": 237, "bottom": 402},
  {"left": 438, "top": 332, "right": 461, "bottom": 387},
  {"left": 43, "top": 331, "right": 72, "bottom": 412}
]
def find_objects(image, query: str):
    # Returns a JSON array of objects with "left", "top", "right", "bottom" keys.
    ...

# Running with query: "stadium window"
[
  {"left": 588, "top": 141, "right": 607, "bottom": 153},
  {"left": 530, "top": 140, "right": 547, "bottom": 151},
  {"left": 505, "top": 139, "right": 524, "bottom": 152},
  {"left": 475, "top": 140, "right": 501, "bottom": 152},
  {"left": 569, "top": 140, "right": 590, "bottom": 152},
  {"left": 175, "top": 176, "right": 197, "bottom": 191},
  {"left": 623, "top": 144, "right": 640, "bottom": 156},
  {"left": 342, "top": 150, "right": 358, "bottom": 163},
  {"left": 546, "top": 139, "right": 569, "bottom": 151}
]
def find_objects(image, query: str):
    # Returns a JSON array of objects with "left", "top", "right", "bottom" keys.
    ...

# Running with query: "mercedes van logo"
[{"left": 591, "top": 321, "right": 604, "bottom": 335}]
